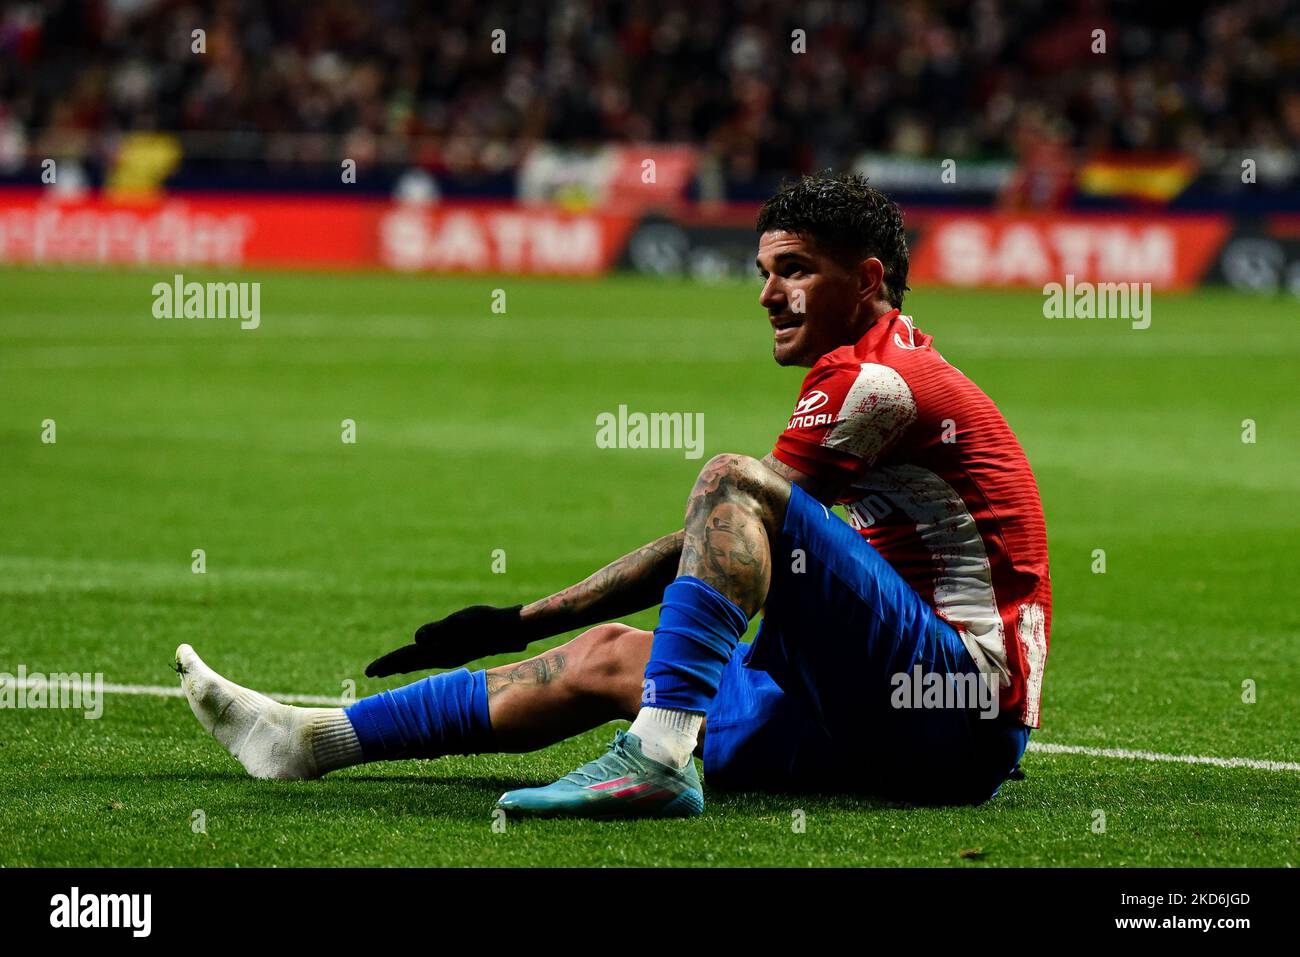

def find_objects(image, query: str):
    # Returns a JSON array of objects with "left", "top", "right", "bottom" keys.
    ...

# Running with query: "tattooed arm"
[
  {"left": 520, "top": 452, "right": 842, "bottom": 635},
  {"left": 526, "top": 455, "right": 843, "bottom": 628},
  {"left": 365, "top": 458, "right": 837, "bottom": 677},
  {"left": 365, "top": 530, "right": 685, "bottom": 676},
  {"left": 519, "top": 529, "right": 685, "bottom": 635}
]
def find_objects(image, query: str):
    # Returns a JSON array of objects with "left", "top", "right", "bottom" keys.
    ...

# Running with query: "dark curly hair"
[{"left": 756, "top": 173, "right": 910, "bottom": 309}]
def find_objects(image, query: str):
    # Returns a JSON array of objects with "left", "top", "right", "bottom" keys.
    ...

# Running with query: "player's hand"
[{"left": 364, "top": 604, "right": 534, "bottom": 677}]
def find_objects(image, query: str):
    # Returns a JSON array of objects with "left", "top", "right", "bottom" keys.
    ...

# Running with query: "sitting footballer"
[{"left": 175, "top": 172, "right": 1052, "bottom": 817}]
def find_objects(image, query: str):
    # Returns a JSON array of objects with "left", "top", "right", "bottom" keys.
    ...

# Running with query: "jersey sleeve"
[{"left": 771, "top": 359, "right": 919, "bottom": 482}]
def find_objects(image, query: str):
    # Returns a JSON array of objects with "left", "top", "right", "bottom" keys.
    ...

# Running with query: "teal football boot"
[{"left": 496, "top": 730, "right": 704, "bottom": 818}]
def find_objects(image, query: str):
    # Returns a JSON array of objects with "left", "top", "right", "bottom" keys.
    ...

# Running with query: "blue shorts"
[{"left": 703, "top": 484, "right": 1030, "bottom": 805}]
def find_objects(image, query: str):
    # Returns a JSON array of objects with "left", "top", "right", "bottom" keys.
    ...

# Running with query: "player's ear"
[{"left": 857, "top": 257, "right": 885, "bottom": 307}]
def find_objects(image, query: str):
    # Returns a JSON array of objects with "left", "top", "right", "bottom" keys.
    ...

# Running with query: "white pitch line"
[
  {"left": 8, "top": 679, "right": 1299, "bottom": 772},
  {"left": 1026, "top": 741, "right": 1300, "bottom": 773},
  {"left": 6, "top": 678, "right": 345, "bottom": 707}
]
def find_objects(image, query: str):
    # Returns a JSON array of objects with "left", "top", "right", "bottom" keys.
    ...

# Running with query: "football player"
[{"left": 176, "top": 173, "right": 1051, "bottom": 817}]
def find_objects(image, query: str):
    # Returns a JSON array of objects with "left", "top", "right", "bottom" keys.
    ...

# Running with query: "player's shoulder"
[
  {"left": 797, "top": 354, "right": 917, "bottom": 425},
  {"left": 802, "top": 312, "right": 972, "bottom": 430}
]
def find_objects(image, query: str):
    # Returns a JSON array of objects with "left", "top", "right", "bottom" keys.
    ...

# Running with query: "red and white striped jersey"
[{"left": 772, "top": 309, "right": 1052, "bottom": 727}]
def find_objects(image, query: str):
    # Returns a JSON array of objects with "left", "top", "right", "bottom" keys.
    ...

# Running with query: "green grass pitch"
[{"left": 1, "top": 268, "right": 1297, "bottom": 867}]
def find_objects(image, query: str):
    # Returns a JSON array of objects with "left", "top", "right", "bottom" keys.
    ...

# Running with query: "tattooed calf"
[{"left": 486, "top": 652, "right": 567, "bottom": 697}]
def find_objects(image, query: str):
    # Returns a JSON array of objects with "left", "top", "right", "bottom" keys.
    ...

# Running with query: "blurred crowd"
[{"left": 1, "top": 0, "right": 1297, "bottom": 181}]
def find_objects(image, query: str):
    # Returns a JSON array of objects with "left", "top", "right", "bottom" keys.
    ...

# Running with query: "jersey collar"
[{"left": 855, "top": 308, "right": 902, "bottom": 352}]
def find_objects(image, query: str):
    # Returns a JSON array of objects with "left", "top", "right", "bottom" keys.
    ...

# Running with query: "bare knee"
[
  {"left": 701, "top": 453, "right": 767, "bottom": 488},
  {"left": 564, "top": 622, "right": 651, "bottom": 717},
  {"left": 693, "top": 453, "right": 788, "bottom": 527}
]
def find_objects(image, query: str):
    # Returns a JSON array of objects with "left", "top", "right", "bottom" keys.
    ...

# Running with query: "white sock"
[
  {"left": 629, "top": 707, "right": 702, "bottom": 769},
  {"left": 176, "top": 643, "right": 362, "bottom": 779}
]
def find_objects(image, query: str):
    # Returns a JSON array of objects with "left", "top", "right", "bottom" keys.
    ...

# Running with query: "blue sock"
[
  {"left": 344, "top": 668, "right": 495, "bottom": 762},
  {"left": 643, "top": 576, "right": 749, "bottom": 712}
]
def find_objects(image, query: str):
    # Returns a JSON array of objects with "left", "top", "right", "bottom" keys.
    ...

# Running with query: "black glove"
[{"left": 364, "top": 605, "right": 537, "bottom": 677}]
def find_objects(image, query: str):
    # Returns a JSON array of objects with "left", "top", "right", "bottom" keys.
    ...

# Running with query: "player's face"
[{"left": 756, "top": 230, "right": 864, "bottom": 367}]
